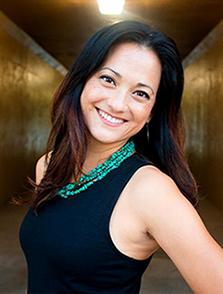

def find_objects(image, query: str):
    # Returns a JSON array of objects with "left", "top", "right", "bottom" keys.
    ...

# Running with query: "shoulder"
[
  {"left": 129, "top": 164, "right": 199, "bottom": 235},
  {"left": 35, "top": 150, "right": 53, "bottom": 184},
  {"left": 131, "top": 164, "right": 180, "bottom": 200}
]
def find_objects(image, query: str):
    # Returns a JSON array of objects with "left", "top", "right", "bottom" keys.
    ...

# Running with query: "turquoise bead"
[{"left": 58, "top": 140, "right": 135, "bottom": 198}]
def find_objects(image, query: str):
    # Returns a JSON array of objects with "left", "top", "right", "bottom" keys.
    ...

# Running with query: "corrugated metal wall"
[
  {"left": 0, "top": 13, "right": 63, "bottom": 205},
  {"left": 183, "top": 37, "right": 223, "bottom": 211}
]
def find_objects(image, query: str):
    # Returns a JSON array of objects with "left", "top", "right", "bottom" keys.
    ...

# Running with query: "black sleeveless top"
[{"left": 19, "top": 153, "right": 154, "bottom": 294}]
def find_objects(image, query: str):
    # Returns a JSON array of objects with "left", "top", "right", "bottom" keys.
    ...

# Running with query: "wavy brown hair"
[{"left": 16, "top": 20, "right": 198, "bottom": 215}]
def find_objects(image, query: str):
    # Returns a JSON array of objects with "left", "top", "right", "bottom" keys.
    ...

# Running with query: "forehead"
[
  {"left": 101, "top": 43, "right": 161, "bottom": 74},
  {"left": 99, "top": 42, "right": 162, "bottom": 90},
  {"left": 107, "top": 42, "right": 159, "bottom": 60}
]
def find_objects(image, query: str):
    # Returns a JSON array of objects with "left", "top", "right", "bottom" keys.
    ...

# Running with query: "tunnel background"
[
  {"left": 1, "top": 12, "right": 222, "bottom": 212},
  {"left": 183, "top": 35, "right": 223, "bottom": 211},
  {"left": 0, "top": 10, "right": 222, "bottom": 294},
  {"left": 0, "top": 13, "right": 223, "bottom": 211},
  {"left": 0, "top": 12, "right": 63, "bottom": 205}
]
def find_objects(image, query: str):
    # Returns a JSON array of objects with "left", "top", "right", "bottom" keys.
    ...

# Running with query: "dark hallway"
[{"left": 0, "top": 1, "right": 223, "bottom": 293}]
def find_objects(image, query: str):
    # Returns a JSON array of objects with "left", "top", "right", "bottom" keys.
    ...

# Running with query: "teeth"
[{"left": 98, "top": 109, "right": 124, "bottom": 124}]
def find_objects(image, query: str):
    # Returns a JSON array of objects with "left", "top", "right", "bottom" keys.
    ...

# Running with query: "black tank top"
[{"left": 19, "top": 153, "right": 154, "bottom": 293}]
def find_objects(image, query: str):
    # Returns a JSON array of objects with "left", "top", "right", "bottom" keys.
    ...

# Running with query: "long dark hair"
[{"left": 21, "top": 20, "right": 198, "bottom": 214}]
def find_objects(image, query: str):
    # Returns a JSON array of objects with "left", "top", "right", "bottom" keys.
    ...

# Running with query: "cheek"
[
  {"left": 81, "top": 86, "right": 104, "bottom": 109},
  {"left": 133, "top": 103, "right": 153, "bottom": 124}
]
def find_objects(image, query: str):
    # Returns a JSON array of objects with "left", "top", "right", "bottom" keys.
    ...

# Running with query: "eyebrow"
[
  {"left": 100, "top": 67, "right": 122, "bottom": 78},
  {"left": 137, "top": 83, "right": 154, "bottom": 95},
  {"left": 100, "top": 67, "right": 155, "bottom": 95}
]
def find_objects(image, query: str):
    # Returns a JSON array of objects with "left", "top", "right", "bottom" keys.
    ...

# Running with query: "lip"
[
  {"left": 96, "top": 107, "right": 126, "bottom": 121},
  {"left": 96, "top": 107, "right": 127, "bottom": 127}
]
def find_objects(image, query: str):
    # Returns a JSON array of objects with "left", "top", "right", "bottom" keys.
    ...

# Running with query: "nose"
[{"left": 107, "top": 90, "right": 129, "bottom": 113}]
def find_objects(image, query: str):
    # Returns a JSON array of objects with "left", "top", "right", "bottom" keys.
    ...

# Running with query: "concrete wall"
[
  {"left": 183, "top": 35, "right": 223, "bottom": 211},
  {"left": 0, "top": 12, "right": 64, "bottom": 205}
]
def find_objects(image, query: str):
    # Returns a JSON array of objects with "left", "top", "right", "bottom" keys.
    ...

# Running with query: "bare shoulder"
[
  {"left": 35, "top": 150, "right": 53, "bottom": 184},
  {"left": 131, "top": 164, "right": 182, "bottom": 202},
  {"left": 129, "top": 164, "right": 198, "bottom": 234}
]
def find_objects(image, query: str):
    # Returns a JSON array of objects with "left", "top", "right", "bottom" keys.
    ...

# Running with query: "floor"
[{"left": 0, "top": 199, "right": 222, "bottom": 294}]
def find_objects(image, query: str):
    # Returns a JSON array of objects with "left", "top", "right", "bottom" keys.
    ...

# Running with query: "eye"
[
  {"left": 134, "top": 90, "right": 150, "bottom": 99},
  {"left": 100, "top": 75, "right": 116, "bottom": 85}
]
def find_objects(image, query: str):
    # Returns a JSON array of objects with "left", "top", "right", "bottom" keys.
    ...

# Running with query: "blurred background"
[{"left": 0, "top": 0, "right": 223, "bottom": 293}]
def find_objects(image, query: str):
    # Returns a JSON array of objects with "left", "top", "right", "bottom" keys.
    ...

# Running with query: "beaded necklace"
[{"left": 57, "top": 140, "right": 135, "bottom": 198}]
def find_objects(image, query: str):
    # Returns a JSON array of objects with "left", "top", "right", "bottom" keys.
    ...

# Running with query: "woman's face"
[{"left": 80, "top": 42, "right": 162, "bottom": 146}]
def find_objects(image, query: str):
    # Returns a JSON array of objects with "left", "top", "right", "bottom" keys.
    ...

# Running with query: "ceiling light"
[{"left": 97, "top": 0, "right": 125, "bottom": 15}]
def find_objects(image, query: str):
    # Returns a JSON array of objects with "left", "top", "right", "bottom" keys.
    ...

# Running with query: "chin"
[
  {"left": 89, "top": 132, "right": 125, "bottom": 145},
  {"left": 94, "top": 137, "right": 121, "bottom": 145}
]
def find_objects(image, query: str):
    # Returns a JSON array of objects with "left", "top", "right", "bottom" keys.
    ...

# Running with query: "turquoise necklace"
[{"left": 57, "top": 140, "right": 135, "bottom": 199}]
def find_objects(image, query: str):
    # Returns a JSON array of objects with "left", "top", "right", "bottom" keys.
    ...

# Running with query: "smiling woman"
[
  {"left": 80, "top": 43, "right": 161, "bottom": 146},
  {"left": 18, "top": 20, "right": 223, "bottom": 294}
]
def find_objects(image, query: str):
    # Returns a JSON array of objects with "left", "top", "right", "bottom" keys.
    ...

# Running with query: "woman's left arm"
[{"left": 135, "top": 166, "right": 223, "bottom": 294}]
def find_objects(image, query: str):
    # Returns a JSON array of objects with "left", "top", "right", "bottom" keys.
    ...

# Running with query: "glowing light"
[{"left": 97, "top": 0, "right": 125, "bottom": 15}]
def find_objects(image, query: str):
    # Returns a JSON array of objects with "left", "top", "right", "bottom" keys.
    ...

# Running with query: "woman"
[{"left": 19, "top": 21, "right": 223, "bottom": 293}]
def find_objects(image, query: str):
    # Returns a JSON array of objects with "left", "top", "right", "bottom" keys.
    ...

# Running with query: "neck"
[
  {"left": 83, "top": 139, "right": 129, "bottom": 173},
  {"left": 58, "top": 140, "right": 135, "bottom": 198}
]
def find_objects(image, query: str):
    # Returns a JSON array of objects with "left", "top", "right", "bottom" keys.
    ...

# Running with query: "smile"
[{"left": 97, "top": 108, "right": 126, "bottom": 125}]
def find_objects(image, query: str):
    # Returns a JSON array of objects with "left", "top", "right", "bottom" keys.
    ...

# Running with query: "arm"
[
  {"left": 35, "top": 151, "right": 52, "bottom": 184},
  {"left": 133, "top": 166, "right": 223, "bottom": 294}
]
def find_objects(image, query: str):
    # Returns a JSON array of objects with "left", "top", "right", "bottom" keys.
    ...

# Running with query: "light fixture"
[{"left": 97, "top": 0, "right": 125, "bottom": 15}]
